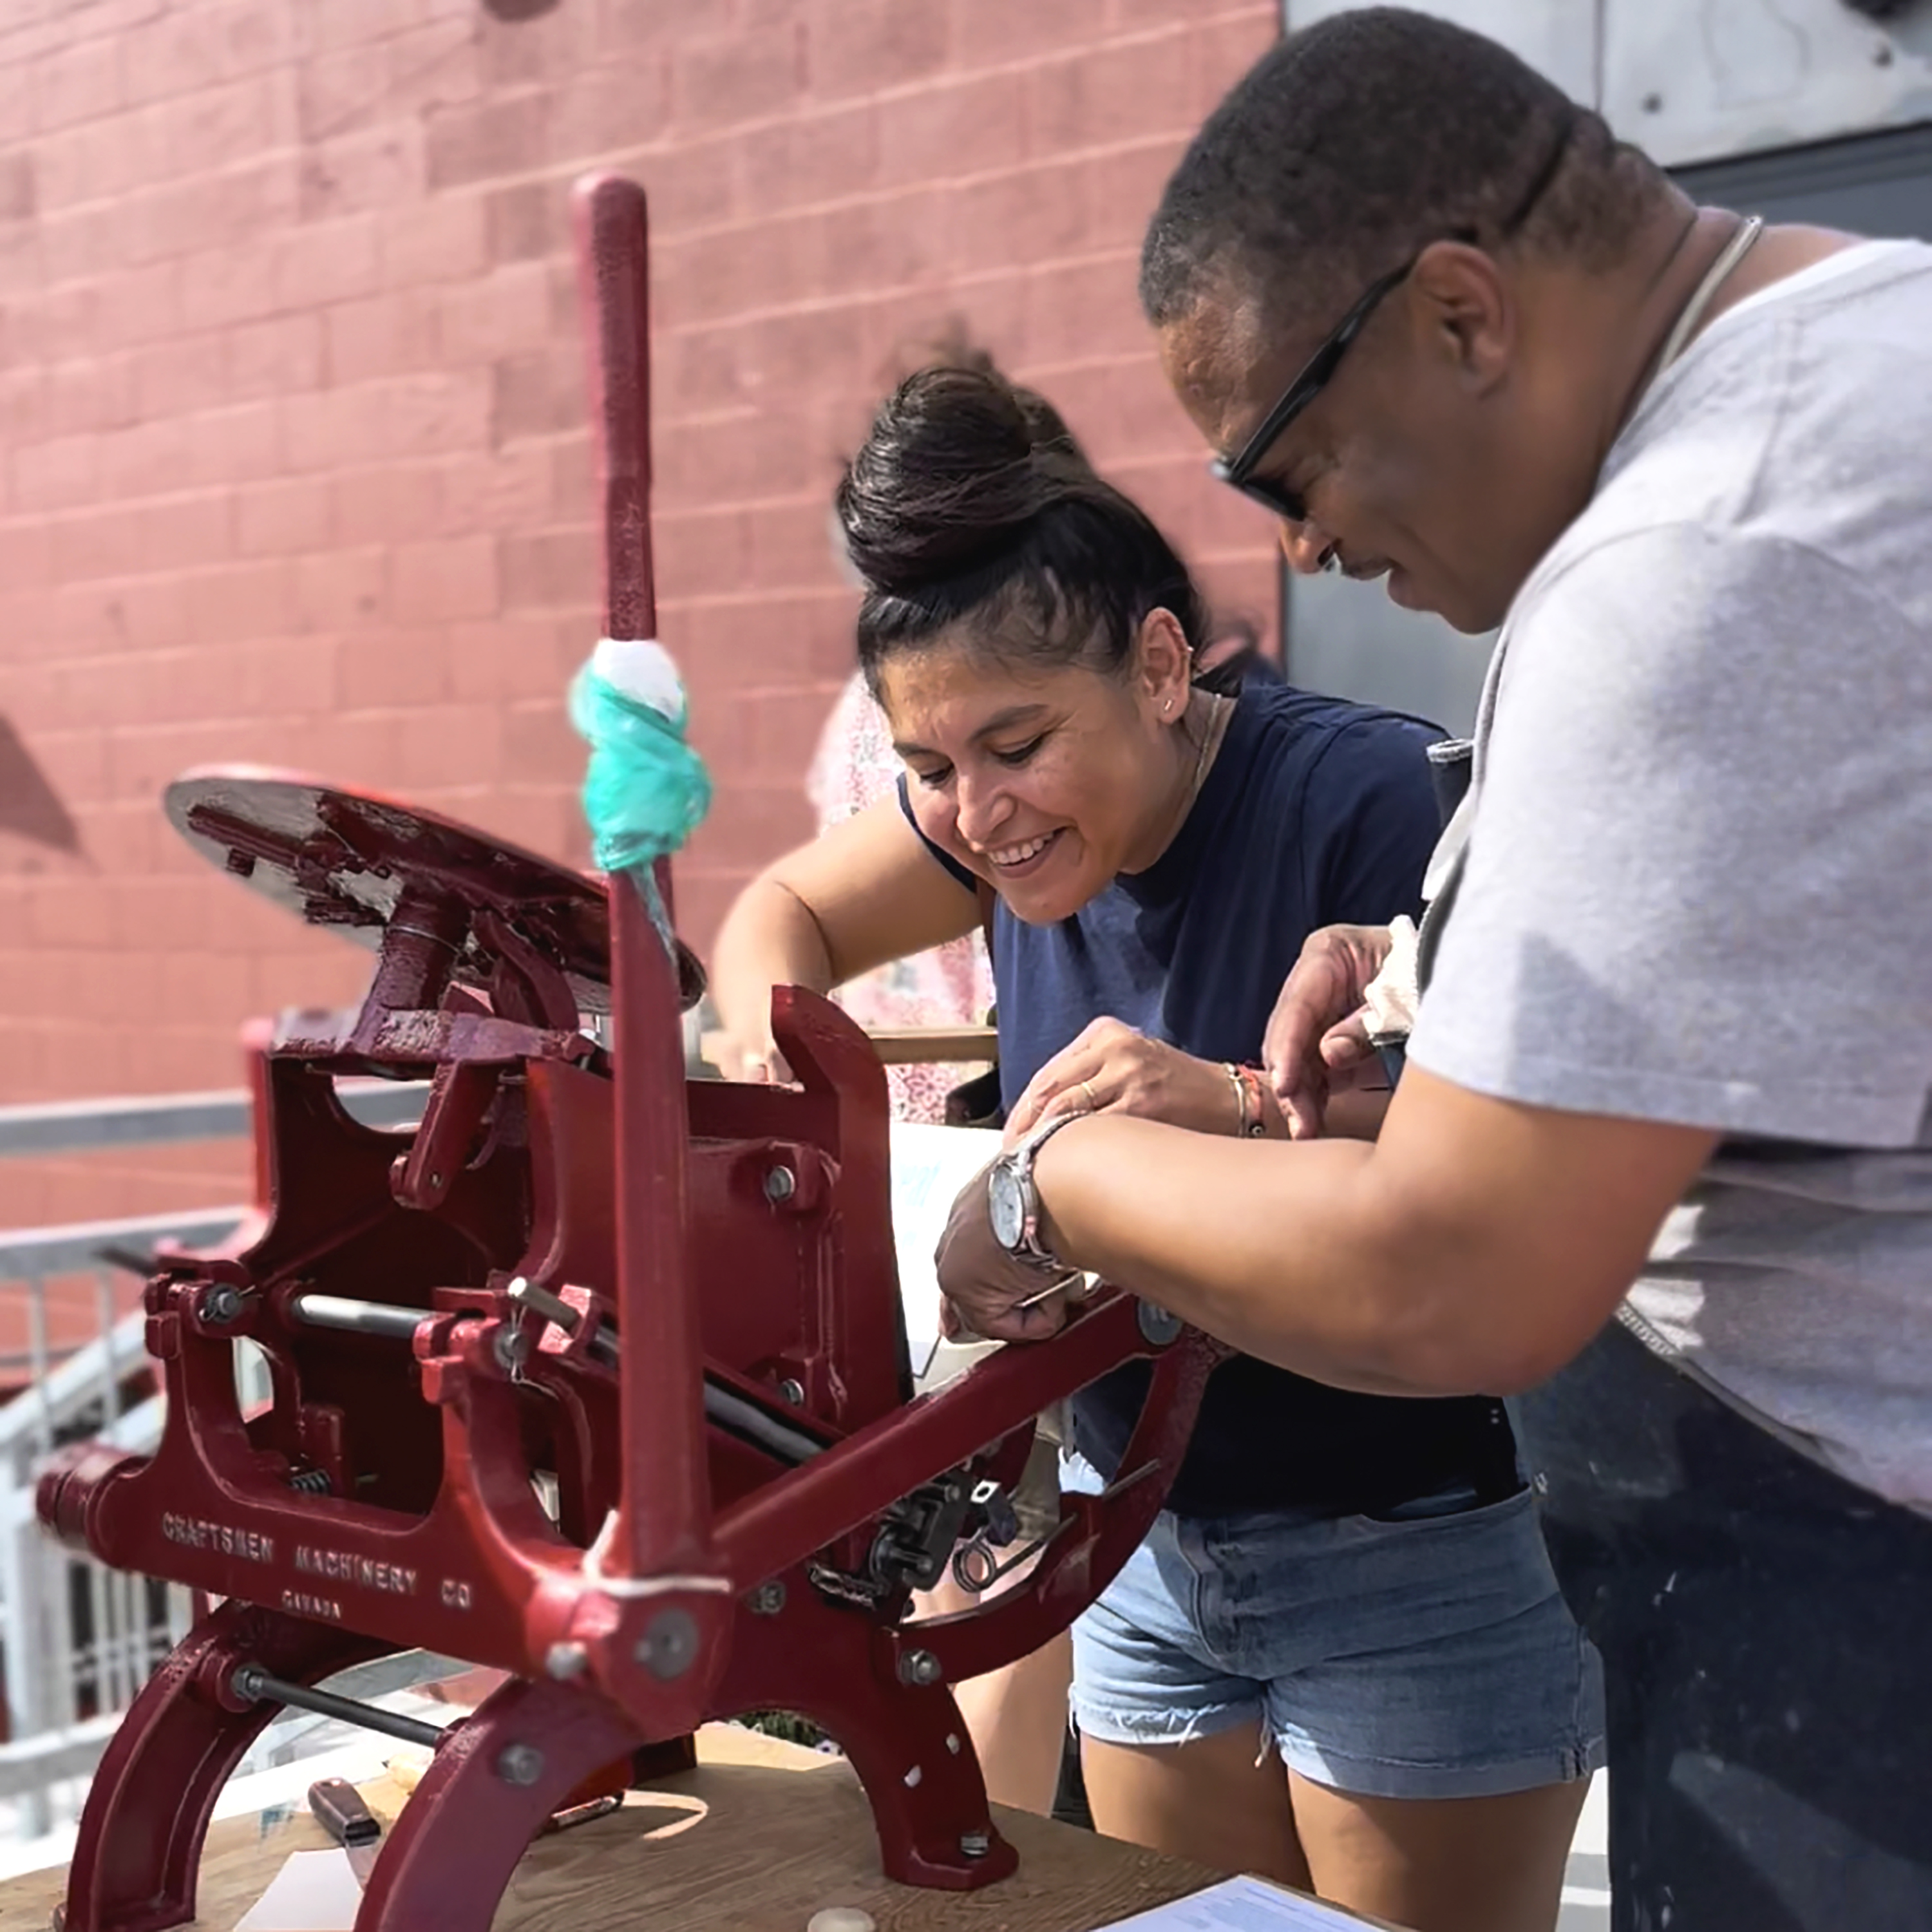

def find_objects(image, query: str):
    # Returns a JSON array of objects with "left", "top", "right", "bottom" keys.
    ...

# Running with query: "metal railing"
[
  {"left": 0, "top": 1208, "right": 246, "bottom": 1839},
  {"left": 0, "top": 1081, "right": 430, "bottom": 1843}
]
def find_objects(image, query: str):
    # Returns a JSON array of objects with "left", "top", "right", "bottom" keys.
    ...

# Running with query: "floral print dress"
[{"left": 805, "top": 674, "right": 994, "bottom": 1124}]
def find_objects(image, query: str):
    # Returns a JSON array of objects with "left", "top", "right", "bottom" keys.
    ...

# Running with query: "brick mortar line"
[
  {"left": 422, "top": 8, "right": 1266, "bottom": 141},
  {"left": 647, "top": 246, "right": 1147, "bottom": 336},
  {"left": 7, "top": 8, "right": 1269, "bottom": 231},
  {"left": 413, "top": 132, "right": 1213, "bottom": 252},
  {"left": 644, "top": 132, "right": 1211, "bottom": 252},
  {"left": 621, "top": 5, "right": 1273, "bottom": 148},
  {"left": 19, "top": 177, "right": 1174, "bottom": 336},
  {"left": 0, "top": 0, "right": 169, "bottom": 70},
  {"left": 0, "top": 0, "right": 457, "bottom": 71}
]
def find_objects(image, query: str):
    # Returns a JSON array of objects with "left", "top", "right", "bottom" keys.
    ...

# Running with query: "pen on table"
[
  {"left": 540, "top": 1794, "right": 624, "bottom": 1835},
  {"left": 1012, "top": 1269, "right": 1088, "bottom": 1312},
  {"left": 386, "top": 1754, "right": 621, "bottom": 1833}
]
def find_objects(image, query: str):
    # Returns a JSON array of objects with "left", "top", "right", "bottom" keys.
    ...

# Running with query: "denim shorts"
[{"left": 1062, "top": 1450, "right": 1605, "bottom": 1801}]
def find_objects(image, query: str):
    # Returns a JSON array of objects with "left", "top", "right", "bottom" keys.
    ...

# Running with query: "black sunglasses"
[
  {"left": 1209, "top": 252, "right": 1433, "bottom": 524},
  {"left": 1210, "top": 121, "right": 1577, "bottom": 527}
]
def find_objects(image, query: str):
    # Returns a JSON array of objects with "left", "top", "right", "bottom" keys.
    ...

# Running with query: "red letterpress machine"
[{"left": 33, "top": 178, "right": 1218, "bottom": 1932}]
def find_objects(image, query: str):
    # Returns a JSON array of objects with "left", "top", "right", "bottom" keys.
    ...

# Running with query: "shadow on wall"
[{"left": 0, "top": 716, "right": 81, "bottom": 858}]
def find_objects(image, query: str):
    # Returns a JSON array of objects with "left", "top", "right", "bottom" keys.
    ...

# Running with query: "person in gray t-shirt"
[{"left": 925, "top": 12, "right": 1932, "bottom": 1931}]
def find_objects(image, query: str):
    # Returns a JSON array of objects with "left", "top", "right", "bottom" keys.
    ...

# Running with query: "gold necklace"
[
  {"left": 1150, "top": 691, "right": 1230, "bottom": 861},
  {"left": 1185, "top": 703, "right": 1213, "bottom": 799},
  {"left": 1188, "top": 690, "right": 1232, "bottom": 795}
]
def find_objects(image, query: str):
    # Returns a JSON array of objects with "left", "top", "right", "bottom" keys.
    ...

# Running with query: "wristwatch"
[{"left": 987, "top": 1109, "right": 1084, "bottom": 1270}]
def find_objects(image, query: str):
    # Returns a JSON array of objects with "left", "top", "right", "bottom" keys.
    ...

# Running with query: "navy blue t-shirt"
[{"left": 904, "top": 681, "right": 1516, "bottom": 1519}]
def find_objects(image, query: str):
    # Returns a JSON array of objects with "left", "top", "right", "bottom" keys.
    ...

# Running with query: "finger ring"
[{"left": 1080, "top": 1079, "right": 1099, "bottom": 1111}]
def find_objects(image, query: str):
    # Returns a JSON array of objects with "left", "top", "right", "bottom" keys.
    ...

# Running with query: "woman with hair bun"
[
  {"left": 781, "top": 352, "right": 1086, "bottom": 1126},
  {"left": 710, "top": 362, "right": 1598, "bottom": 1932}
]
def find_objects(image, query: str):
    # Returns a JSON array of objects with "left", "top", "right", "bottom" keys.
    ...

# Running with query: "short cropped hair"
[{"left": 1141, "top": 7, "right": 1663, "bottom": 335}]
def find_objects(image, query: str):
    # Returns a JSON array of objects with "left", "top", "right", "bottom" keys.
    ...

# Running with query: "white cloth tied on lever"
[{"left": 591, "top": 635, "right": 687, "bottom": 723}]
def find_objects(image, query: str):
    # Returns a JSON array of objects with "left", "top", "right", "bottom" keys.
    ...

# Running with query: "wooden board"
[
  {"left": 699, "top": 1027, "right": 998, "bottom": 1072},
  {"left": 0, "top": 1725, "right": 1218, "bottom": 1932},
  {"left": 862, "top": 1028, "right": 998, "bottom": 1067}
]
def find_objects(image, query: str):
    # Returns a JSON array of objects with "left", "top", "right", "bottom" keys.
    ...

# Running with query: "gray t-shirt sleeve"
[{"left": 1408, "top": 522, "right": 1932, "bottom": 1148}]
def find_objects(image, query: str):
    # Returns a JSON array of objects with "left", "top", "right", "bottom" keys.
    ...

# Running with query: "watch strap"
[{"left": 1001, "top": 1108, "right": 1083, "bottom": 1267}]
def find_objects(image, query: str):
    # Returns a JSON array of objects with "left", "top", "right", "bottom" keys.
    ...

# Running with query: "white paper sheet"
[
  {"left": 1097, "top": 1875, "right": 1388, "bottom": 1931},
  {"left": 888, "top": 1122, "right": 1002, "bottom": 1385},
  {"left": 234, "top": 1847, "right": 365, "bottom": 1931}
]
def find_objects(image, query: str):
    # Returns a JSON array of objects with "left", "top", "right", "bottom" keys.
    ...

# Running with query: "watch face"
[{"left": 987, "top": 1162, "right": 1026, "bottom": 1251}]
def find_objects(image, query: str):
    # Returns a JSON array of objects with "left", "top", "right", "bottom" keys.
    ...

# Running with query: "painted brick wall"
[{"left": 0, "top": 0, "right": 1281, "bottom": 1224}]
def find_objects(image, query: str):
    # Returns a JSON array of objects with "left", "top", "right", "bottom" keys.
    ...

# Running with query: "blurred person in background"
[{"left": 803, "top": 663, "right": 994, "bottom": 1124}]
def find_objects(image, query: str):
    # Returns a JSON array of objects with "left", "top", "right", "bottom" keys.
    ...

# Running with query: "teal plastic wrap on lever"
[{"left": 569, "top": 636, "right": 713, "bottom": 878}]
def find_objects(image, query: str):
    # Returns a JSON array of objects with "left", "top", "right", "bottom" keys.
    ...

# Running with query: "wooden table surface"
[{"left": 0, "top": 1725, "right": 1226, "bottom": 1932}]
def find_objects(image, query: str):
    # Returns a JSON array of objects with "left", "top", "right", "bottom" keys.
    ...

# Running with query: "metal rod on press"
[
  {"left": 287, "top": 1293, "right": 426, "bottom": 1341},
  {"left": 231, "top": 1664, "right": 446, "bottom": 1750},
  {"left": 506, "top": 1277, "right": 824, "bottom": 1466},
  {"left": 572, "top": 173, "right": 711, "bottom": 1578}
]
